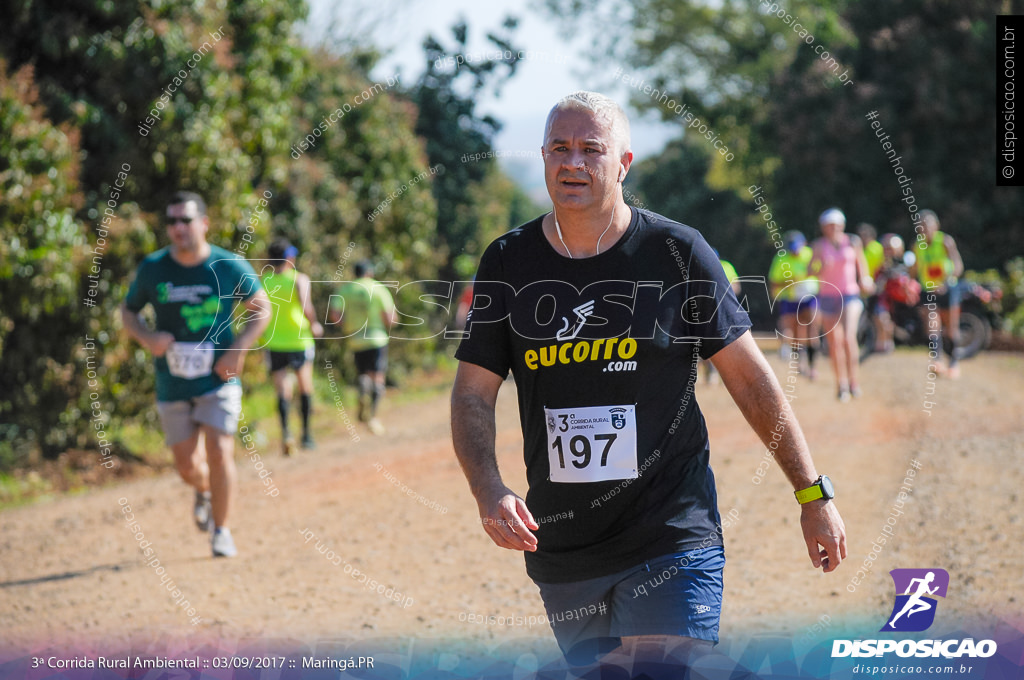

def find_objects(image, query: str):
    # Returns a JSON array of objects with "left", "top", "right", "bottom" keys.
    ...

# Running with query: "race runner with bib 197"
[{"left": 455, "top": 207, "right": 751, "bottom": 583}]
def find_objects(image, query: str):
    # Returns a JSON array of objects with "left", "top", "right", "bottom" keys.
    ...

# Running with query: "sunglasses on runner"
[{"left": 164, "top": 215, "right": 199, "bottom": 226}]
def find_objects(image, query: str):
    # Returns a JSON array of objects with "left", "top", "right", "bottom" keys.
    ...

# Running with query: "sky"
[{"left": 305, "top": 0, "right": 678, "bottom": 199}]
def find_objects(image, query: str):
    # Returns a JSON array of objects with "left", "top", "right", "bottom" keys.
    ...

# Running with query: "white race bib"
[
  {"left": 544, "top": 404, "right": 638, "bottom": 483},
  {"left": 165, "top": 342, "right": 215, "bottom": 379},
  {"left": 792, "top": 279, "right": 819, "bottom": 298}
]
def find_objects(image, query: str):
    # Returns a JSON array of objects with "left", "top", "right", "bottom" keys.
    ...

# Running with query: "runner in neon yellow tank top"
[
  {"left": 260, "top": 239, "right": 324, "bottom": 453},
  {"left": 262, "top": 268, "right": 313, "bottom": 352},
  {"left": 912, "top": 210, "right": 964, "bottom": 378}
]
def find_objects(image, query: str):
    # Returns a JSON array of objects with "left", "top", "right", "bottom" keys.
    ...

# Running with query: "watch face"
[{"left": 820, "top": 475, "right": 835, "bottom": 499}]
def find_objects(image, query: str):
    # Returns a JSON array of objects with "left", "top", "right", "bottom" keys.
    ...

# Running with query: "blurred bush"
[
  {"left": 965, "top": 258, "right": 1024, "bottom": 337},
  {"left": 0, "top": 1, "right": 532, "bottom": 471}
]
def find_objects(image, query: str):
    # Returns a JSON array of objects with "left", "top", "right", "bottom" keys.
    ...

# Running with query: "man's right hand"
[
  {"left": 147, "top": 332, "right": 176, "bottom": 357},
  {"left": 477, "top": 485, "right": 539, "bottom": 552}
]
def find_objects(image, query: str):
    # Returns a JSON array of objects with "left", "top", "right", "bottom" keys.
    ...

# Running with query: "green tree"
[
  {"left": 0, "top": 0, "right": 454, "bottom": 464},
  {"left": 410, "top": 19, "right": 523, "bottom": 281},
  {"left": 0, "top": 61, "right": 87, "bottom": 463},
  {"left": 768, "top": 0, "right": 1021, "bottom": 270},
  {"left": 543, "top": 0, "right": 1023, "bottom": 275},
  {"left": 630, "top": 136, "right": 774, "bottom": 323}
]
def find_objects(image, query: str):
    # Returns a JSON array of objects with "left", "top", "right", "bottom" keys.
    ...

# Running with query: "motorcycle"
[{"left": 858, "top": 280, "right": 1002, "bottom": 362}]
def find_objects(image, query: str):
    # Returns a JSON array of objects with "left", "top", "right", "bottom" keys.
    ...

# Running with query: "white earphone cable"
[{"left": 553, "top": 204, "right": 616, "bottom": 259}]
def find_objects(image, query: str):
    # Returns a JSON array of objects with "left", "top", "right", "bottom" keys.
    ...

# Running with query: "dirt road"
[{"left": 1, "top": 346, "right": 1022, "bottom": 658}]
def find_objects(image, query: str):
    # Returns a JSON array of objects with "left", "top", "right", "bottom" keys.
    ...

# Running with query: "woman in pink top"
[{"left": 810, "top": 208, "right": 874, "bottom": 401}]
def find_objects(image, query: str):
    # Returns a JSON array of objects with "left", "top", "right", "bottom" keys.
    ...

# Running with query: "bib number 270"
[{"left": 544, "top": 405, "right": 638, "bottom": 483}]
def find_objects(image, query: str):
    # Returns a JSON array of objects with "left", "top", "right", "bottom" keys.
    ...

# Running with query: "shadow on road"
[{"left": 0, "top": 561, "right": 140, "bottom": 589}]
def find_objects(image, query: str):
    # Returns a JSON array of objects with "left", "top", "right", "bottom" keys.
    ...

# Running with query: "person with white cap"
[{"left": 809, "top": 208, "right": 874, "bottom": 401}]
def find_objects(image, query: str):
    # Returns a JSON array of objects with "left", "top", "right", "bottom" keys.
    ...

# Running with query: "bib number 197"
[
  {"left": 552, "top": 433, "right": 617, "bottom": 469},
  {"left": 544, "top": 405, "right": 638, "bottom": 483}
]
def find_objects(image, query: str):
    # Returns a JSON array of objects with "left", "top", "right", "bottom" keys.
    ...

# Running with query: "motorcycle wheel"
[
  {"left": 858, "top": 312, "right": 876, "bottom": 363},
  {"left": 957, "top": 311, "right": 991, "bottom": 359}
]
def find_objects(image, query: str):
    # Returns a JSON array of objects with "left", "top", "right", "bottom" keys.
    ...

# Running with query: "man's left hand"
[
  {"left": 214, "top": 351, "right": 245, "bottom": 381},
  {"left": 800, "top": 500, "right": 847, "bottom": 572}
]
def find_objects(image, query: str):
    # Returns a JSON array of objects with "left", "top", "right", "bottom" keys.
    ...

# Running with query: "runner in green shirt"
[
  {"left": 121, "top": 191, "right": 270, "bottom": 558},
  {"left": 328, "top": 260, "right": 396, "bottom": 435}
]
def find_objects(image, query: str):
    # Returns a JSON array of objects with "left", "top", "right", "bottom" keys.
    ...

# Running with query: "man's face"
[
  {"left": 165, "top": 201, "right": 208, "bottom": 251},
  {"left": 542, "top": 108, "right": 625, "bottom": 212}
]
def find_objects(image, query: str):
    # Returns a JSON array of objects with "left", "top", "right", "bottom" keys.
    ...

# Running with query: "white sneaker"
[
  {"left": 193, "top": 491, "right": 212, "bottom": 532},
  {"left": 211, "top": 527, "right": 237, "bottom": 558}
]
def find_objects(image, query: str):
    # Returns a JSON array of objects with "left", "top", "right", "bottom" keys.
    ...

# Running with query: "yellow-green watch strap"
[{"left": 795, "top": 483, "right": 824, "bottom": 504}]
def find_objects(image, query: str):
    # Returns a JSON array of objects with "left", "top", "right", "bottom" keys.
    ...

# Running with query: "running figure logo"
[
  {"left": 555, "top": 300, "right": 595, "bottom": 341},
  {"left": 881, "top": 568, "right": 949, "bottom": 632}
]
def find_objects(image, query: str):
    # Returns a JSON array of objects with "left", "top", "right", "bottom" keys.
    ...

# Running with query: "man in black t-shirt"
[{"left": 451, "top": 92, "right": 847, "bottom": 662}]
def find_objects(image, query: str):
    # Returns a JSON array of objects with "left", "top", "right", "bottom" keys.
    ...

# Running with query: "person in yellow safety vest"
[
  {"left": 259, "top": 239, "right": 324, "bottom": 454},
  {"left": 857, "top": 223, "right": 885, "bottom": 280},
  {"left": 911, "top": 210, "right": 965, "bottom": 378},
  {"left": 719, "top": 258, "right": 741, "bottom": 295},
  {"left": 704, "top": 253, "right": 743, "bottom": 384},
  {"left": 857, "top": 223, "right": 885, "bottom": 352},
  {"left": 768, "top": 231, "right": 820, "bottom": 379}
]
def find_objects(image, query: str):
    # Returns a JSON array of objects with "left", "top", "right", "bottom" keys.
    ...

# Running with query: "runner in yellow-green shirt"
[
  {"left": 911, "top": 210, "right": 965, "bottom": 378},
  {"left": 704, "top": 253, "right": 743, "bottom": 384},
  {"left": 260, "top": 239, "right": 323, "bottom": 454},
  {"left": 328, "top": 260, "right": 396, "bottom": 435},
  {"left": 857, "top": 223, "right": 885, "bottom": 353},
  {"left": 857, "top": 223, "right": 885, "bottom": 280},
  {"left": 768, "top": 231, "right": 820, "bottom": 379},
  {"left": 719, "top": 259, "right": 740, "bottom": 294}
]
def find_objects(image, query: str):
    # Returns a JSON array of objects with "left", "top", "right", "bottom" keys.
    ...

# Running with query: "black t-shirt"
[{"left": 455, "top": 207, "right": 751, "bottom": 583}]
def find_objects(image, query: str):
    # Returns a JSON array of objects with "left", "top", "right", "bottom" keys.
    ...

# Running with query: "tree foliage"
[
  {"left": 0, "top": 1, "right": 524, "bottom": 467},
  {"left": 0, "top": 60, "right": 87, "bottom": 464},
  {"left": 410, "top": 18, "right": 527, "bottom": 280},
  {"left": 543, "top": 0, "right": 1022, "bottom": 278}
]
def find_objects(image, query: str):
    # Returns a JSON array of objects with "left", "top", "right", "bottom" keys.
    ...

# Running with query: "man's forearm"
[
  {"left": 120, "top": 305, "right": 157, "bottom": 347},
  {"left": 720, "top": 349, "right": 818, "bottom": 489},
  {"left": 714, "top": 333, "right": 846, "bottom": 570},
  {"left": 229, "top": 295, "right": 271, "bottom": 351},
  {"left": 451, "top": 392, "right": 505, "bottom": 501}
]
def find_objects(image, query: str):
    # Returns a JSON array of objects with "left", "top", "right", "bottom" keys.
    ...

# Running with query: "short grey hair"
[{"left": 544, "top": 91, "right": 631, "bottom": 156}]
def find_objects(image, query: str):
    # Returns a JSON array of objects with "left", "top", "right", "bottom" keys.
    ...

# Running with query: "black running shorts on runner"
[
  {"left": 353, "top": 347, "right": 387, "bottom": 374},
  {"left": 268, "top": 347, "right": 314, "bottom": 373}
]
